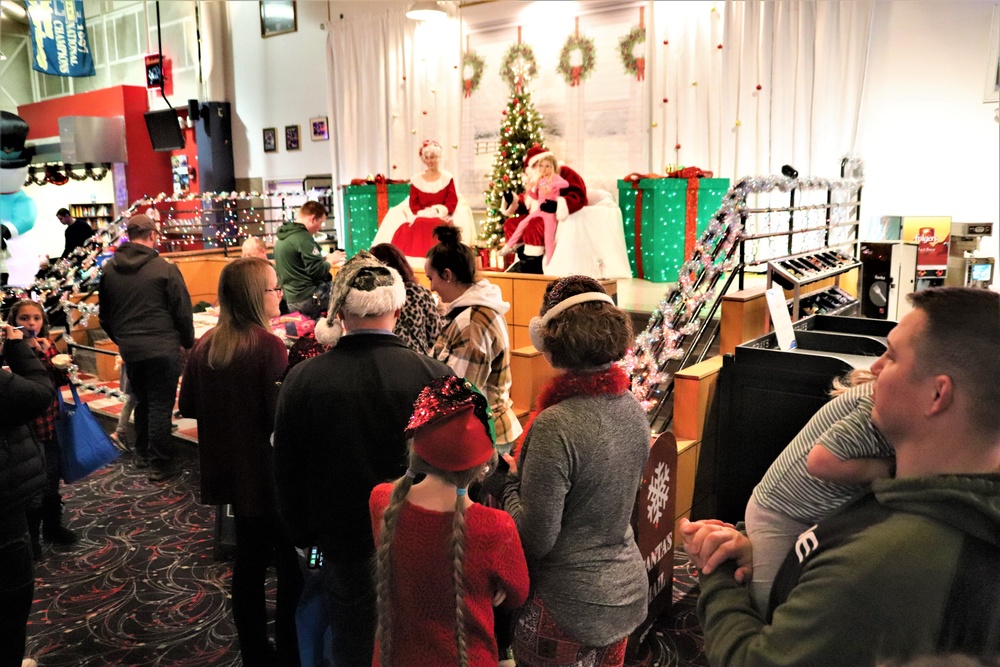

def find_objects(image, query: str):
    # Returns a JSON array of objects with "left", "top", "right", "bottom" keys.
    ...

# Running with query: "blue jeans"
[
  {"left": 320, "top": 558, "right": 376, "bottom": 667},
  {"left": 0, "top": 510, "right": 34, "bottom": 667},
  {"left": 127, "top": 354, "right": 182, "bottom": 471}
]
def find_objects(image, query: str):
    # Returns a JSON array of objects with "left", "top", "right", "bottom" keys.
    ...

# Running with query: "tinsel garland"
[{"left": 622, "top": 157, "right": 865, "bottom": 410}]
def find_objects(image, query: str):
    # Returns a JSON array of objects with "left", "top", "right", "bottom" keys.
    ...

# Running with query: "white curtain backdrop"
[
  {"left": 648, "top": 0, "right": 873, "bottom": 180},
  {"left": 326, "top": 8, "right": 462, "bottom": 243}
]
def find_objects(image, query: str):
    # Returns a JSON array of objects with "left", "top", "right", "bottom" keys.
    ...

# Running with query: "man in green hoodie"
[
  {"left": 682, "top": 286, "right": 1000, "bottom": 666},
  {"left": 273, "top": 200, "right": 342, "bottom": 318}
]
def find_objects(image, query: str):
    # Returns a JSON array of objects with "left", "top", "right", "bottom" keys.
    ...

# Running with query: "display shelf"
[
  {"left": 766, "top": 249, "right": 861, "bottom": 321},
  {"left": 790, "top": 285, "right": 858, "bottom": 318},
  {"left": 70, "top": 203, "right": 116, "bottom": 230}
]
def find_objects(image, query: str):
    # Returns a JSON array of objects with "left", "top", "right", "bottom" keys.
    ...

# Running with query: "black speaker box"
[{"left": 195, "top": 101, "right": 235, "bottom": 193}]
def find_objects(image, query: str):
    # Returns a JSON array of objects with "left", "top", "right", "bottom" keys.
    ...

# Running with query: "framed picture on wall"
[
  {"left": 260, "top": 1, "right": 297, "bottom": 38},
  {"left": 285, "top": 125, "right": 301, "bottom": 151},
  {"left": 263, "top": 127, "right": 277, "bottom": 153},
  {"left": 310, "top": 116, "right": 329, "bottom": 141}
]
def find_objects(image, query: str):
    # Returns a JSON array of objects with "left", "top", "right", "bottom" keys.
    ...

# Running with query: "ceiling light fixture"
[
  {"left": 1, "top": 0, "right": 27, "bottom": 19},
  {"left": 406, "top": 1, "right": 446, "bottom": 21}
]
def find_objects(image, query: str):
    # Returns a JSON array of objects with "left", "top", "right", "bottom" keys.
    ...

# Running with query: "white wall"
[
  {"left": 228, "top": 1, "right": 334, "bottom": 187},
  {"left": 859, "top": 1, "right": 999, "bottom": 285}
]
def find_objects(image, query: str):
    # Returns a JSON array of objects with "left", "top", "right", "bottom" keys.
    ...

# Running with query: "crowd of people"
[{"left": 1, "top": 185, "right": 998, "bottom": 667}]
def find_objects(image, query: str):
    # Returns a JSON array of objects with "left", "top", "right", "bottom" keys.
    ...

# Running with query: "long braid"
[
  {"left": 375, "top": 474, "right": 415, "bottom": 666},
  {"left": 451, "top": 493, "right": 470, "bottom": 667}
]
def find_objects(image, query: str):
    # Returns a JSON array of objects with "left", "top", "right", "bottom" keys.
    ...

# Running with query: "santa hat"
[
  {"left": 523, "top": 143, "right": 553, "bottom": 169},
  {"left": 406, "top": 376, "right": 496, "bottom": 471},
  {"left": 314, "top": 250, "right": 406, "bottom": 346}
]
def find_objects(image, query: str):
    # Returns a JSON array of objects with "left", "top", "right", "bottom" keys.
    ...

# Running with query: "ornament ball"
[
  {"left": 675, "top": 143, "right": 682, "bottom": 150},
  {"left": 663, "top": 97, "right": 669, "bottom": 103},
  {"left": 756, "top": 84, "right": 762, "bottom": 90}
]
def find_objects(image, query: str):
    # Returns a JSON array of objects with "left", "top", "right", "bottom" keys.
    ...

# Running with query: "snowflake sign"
[{"left": 646, "top": 461, "right": 671, "bottom": 526}]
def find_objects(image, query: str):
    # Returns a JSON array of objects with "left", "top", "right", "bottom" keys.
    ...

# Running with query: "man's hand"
[
  {"left": 2, "top": 324, "right": 25, "bottom": 341},
  {"left": 539, "top": 200, "right": 558, "bottom": 214},
  {"left": 680, "top": 518, "right": 753, "bottom": 584},
  {"left": 325, "top": 250, "right": 346, "bottom": 267}
]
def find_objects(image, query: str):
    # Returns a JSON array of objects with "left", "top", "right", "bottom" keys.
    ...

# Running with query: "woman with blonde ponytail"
[{"left": 370, "top": 376, "right": 529, "bottom": 667}]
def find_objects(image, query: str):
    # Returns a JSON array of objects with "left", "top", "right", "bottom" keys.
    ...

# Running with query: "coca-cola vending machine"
[{"left": 859, "top": 242, "right": 918, "bottom": 320}]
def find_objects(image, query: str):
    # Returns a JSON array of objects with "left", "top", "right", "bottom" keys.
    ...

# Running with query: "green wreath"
[
  {"left": 500, "top": 43, "right": 538, "bottom": 92},
  {"left": 618, "top": 26, "right": 646, "bottom": 76},
  {"left": 557, "top": 34, "right": 596, "bottom": 86},
  {"left": 462, "top": 50, "right": 485, "bottom": 97}
]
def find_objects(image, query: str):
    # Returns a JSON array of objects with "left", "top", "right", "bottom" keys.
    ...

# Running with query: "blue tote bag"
[{"left": 55, "top": 383, "right": 120, "bottom": 483}]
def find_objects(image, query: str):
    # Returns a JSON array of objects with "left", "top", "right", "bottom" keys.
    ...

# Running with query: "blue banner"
[{"left": 27, "top": 0, "right": 96, "bottom": 77}]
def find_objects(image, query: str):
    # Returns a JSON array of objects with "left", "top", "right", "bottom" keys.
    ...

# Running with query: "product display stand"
[{"left": 765, "top": 249, "right": 861, "bottom": 321}]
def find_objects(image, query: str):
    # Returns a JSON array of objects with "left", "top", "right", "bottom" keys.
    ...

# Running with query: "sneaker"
[
  {"left": 132, "top": 456, "right": 152, "bottom": 470},
  {"left": 42, "top": 523, "right": 78, "bottom": 545},
  {"left": 148, "top": 466, "right": 181, "bottom": 483}
]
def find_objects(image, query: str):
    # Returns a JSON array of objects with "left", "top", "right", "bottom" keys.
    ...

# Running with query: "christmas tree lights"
[{"left": 480, "top": 89, "right": 545, "bottom": 248}]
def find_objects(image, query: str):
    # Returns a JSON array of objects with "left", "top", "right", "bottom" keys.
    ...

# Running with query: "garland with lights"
[
  {"left": 462, "top": 50, "right": 486, "bottom": 98},
  {"left": 499, "top": 43, "right": 537, "bottom": 93},
  {"left": 622, "top": 164, "right": 865, "bottom": 412},
  {"left": 557, "top": 33, "right": 596, "bottom": 87},
  {"left": 480, "top": 90, "right": 546, "bottom": 249},
  {"left": 618, "top": 26, "right": 646, "bottom": 80}
]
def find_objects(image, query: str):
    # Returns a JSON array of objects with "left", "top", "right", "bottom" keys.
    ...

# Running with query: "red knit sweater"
[{"left": 370, "top": 483, "right": 529, "bottom": 667}]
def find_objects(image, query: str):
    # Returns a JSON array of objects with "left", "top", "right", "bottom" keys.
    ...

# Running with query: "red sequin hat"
[{"left": 406, "top": 376, "right": 495, "bottom": 471}]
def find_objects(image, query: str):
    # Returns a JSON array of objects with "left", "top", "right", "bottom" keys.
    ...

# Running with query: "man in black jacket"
[
  {"left": 274, "top": 251, "right": 452, "bottom": 667},
  {"left": 99, "top": 214, "right": 194, "bottom": 482},
  {"left": 58, "top": 208, "right": 95, "bottom": 260},
  {"left": 0, "top": 323, "right": 53, "bottom": 667}
]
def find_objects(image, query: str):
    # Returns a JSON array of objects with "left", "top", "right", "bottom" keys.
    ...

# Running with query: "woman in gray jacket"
[{"left": 494, "top": 275, "right": 650, "bottom": 667}]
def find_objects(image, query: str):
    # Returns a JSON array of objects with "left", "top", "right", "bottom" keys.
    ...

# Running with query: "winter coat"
[{"left": 98, "top": 242, "right": 195, "bottom": 362}]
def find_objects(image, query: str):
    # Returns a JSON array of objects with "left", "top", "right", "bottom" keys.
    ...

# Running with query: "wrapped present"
[
  {"left": 617, "top": 171, "right": 729, "bottom": 282},
  {"left": 341, "top": 176, "right": 410, "bottom": 255}
]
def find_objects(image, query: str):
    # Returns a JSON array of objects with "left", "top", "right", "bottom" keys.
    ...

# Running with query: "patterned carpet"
[{"left": 24, "top": 380, "right": 709, "bottom": 666}]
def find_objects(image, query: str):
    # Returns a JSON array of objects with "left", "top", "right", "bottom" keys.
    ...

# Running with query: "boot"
[
  {"left": 41, "top": 496, "right": 78, "bottom": 545},
  {"left": 26, "top": 507, "right": 43, "bottom": 561}
]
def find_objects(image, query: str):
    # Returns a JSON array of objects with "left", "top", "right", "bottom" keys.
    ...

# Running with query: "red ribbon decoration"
[
  {"left": 636, "top": 57, "right": 645, "bottom": 82},
  {"left": 347, "top": 174, "right": 408, "bottom": 227},
  {"left": 464, "top": 79, "right": 473, "bottom": 98},
  {"left": 571, "top": 65, "right": 581, "bottom": 86},
  {"left": 683, "top": 178, "right": 699, "bottom": 260},
  {"left": 623, "top": 172, "right": 660, "bottom": 280}
]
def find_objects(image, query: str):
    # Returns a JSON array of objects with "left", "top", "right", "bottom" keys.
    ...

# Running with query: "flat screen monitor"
[
  {"left": 144, "top": 109, "right": 184, "bottom": 152},
  {"left": 970, "top": 262, "right": 993, "bottom": 282}
]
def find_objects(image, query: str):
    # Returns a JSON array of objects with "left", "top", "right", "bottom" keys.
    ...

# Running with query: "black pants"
[
  {"left": 127, "top": 354, "right": 182, "bottom": 471},
  {"left": 0, "top": 510, "right": 34, "bottom": 667},
  {"left": 320, "top": 556, "right": 377, "bottom": 667},
  {"left": 232, "top": 514, "right": 304, "bottom": 667}
]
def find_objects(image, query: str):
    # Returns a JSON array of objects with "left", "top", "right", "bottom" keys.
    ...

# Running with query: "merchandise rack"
[
  {"left": 766, "top": 249, "right": 861, "bottom": 320},
  {"left": 69, "top": 203, "right": 115, "bottom": 231}
]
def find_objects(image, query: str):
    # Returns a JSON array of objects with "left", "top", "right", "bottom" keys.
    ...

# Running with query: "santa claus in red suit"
[{"left": 500, "top": 144, "right": 587, "bottom": 273}]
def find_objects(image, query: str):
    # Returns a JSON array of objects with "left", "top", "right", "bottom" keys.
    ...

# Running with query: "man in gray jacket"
[{"left": 99, "top": 214, "right": 194, "bottom": 482}]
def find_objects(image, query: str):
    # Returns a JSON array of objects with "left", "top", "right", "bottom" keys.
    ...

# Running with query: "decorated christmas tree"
[{"left": 480, "top": 88, "right": 545, "bottom": 248}]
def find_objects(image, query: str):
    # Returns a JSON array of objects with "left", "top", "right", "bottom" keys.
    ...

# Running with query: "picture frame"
[
  {"left": 310, "top": 116, "right": 329, "bottom": 141},
  {"left": 260, "top": 1, "right": 297, "bottom": 39},
  {"left": 263, "top": 127, "right": 277, "bottom": 153},
  {"left": 285, "top": 125, "right": 301, "bottom": 151}
]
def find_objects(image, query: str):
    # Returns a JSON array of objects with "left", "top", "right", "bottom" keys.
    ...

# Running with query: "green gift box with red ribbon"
[
  {"left": 617, "top": 172, "right": 730, "bottom": 282},
  {"left": 342, "top": 176, "right": 410, "bottom": 255}
]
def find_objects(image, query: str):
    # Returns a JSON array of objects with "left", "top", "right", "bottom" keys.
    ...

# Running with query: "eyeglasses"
[{"left": 264, "top": 287, "right": 283, "bottom": 294}]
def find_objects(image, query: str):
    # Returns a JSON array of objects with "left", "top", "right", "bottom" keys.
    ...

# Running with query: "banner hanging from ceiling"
[{"left": 26, "top": 0, "right": 96, "bottom": 77}]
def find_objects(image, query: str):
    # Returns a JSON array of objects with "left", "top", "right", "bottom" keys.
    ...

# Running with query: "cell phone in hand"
[{"left": 307, "top": 546, "right": 324, "bottom": 569}]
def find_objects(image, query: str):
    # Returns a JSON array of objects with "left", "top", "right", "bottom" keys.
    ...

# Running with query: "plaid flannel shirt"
[
  {"left": 30, "top": 344, "right": 66, "bottom": 443},
  {"left": 431, "top": 304, "right": 522, "bottom": 447}
]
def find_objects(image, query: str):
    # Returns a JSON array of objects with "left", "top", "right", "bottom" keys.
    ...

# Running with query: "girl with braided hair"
[{"left": 370, "top": 376, "right": 529, "bottom": 667}]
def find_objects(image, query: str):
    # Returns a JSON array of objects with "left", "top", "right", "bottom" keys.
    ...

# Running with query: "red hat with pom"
[
  {"left": 406, "top": 376, "right": 496, "bottom": 472},
  {"left": 523, "top": 143, "right": 553, "bottom": 169}
]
